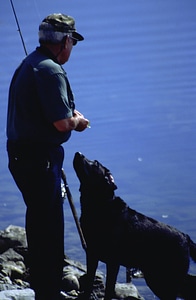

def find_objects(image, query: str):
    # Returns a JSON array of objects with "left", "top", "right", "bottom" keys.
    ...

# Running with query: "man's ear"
[{"left": 61, "top": 36, "right": 68, "bottom": 49}]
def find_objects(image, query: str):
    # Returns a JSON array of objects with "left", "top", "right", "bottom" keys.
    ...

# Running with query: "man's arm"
[{"left": 53, "top": 110, "right": 89, "bottom": 132}]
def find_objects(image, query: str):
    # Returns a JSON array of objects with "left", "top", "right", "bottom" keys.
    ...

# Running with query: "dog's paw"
[{"left": 77, "top": 291, "right": 99, "bottom": 300}]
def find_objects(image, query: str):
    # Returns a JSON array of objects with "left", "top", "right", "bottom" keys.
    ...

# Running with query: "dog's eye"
[
  {"left": 105, "top": 172, "right": 115, "bottom": 183},
  {"left": 109, "top": 174, "right": 115, "bottom": 183},
  {"left": 107, "top": 173, "right": 114, "bottom": 183}
]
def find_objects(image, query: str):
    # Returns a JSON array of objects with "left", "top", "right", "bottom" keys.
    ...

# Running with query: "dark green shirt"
[{"left": 7, "top": 46, "right": 75, "bottom": 145}]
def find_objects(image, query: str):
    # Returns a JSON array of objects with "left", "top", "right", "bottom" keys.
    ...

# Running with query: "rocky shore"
[{"left": 0, "top": 225, "right": 144, "bottom": 300}]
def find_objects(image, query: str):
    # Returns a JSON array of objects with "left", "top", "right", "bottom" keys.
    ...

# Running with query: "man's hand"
[
  {"left": 53, "top": 110, "right": 89, "bottom": 132},
  {"left": 74, "top": 110, "right": 89, "bottom": 132}
]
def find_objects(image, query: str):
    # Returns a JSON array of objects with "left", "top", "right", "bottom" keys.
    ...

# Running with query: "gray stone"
[
  {"left": 115, "top": 283, "right": 144, "bottom": 299},
  {"left": 0, "top": 288, "right": 35, "bottom": 300},
  {"left": 0, "top": 225, "right": 27, "bottom": 254},
  {"left": 62, "top": 274, "right": 80, "bottom": 292},
  {"left": 0, "top": 226, "right": 143, "bottom": 300}
]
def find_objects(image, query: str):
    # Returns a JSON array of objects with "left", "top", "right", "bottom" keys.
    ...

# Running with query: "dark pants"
[{"left": 7, "top": 141, "right": 65, "bottom": 300}]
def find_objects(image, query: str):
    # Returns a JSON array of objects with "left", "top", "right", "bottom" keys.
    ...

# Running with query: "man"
[{"left": 6, "top": 13, "right": 89, "bottom": 300}]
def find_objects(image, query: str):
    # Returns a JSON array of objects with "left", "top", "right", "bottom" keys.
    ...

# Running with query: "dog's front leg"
[
  {"left": 104, "top": 262, "right": 120, "bottom": 300},
  {"left": 82, "top": 250, "right": 99, "bottom": 299}
]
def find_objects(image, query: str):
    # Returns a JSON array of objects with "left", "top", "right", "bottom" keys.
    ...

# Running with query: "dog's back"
[{"left": 81, "top": 192, "right": 190, "bottom": 270}]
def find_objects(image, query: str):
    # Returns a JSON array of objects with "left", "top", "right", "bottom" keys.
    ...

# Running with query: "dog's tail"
[
  {"left": 178, "top": 236, "right": 196, "bottom": 300},
  {"left": 188, "top": 235, "right": 196, "bottom": 263}
]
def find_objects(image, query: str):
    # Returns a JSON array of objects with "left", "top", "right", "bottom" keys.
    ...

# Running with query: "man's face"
[{"left": 59, "top": 36, "right": 76, "bottom": 64}]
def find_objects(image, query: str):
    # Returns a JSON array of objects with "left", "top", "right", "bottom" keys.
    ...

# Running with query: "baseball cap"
[{"left": 39, "top": 13, "right": 84, "bottom": 44}]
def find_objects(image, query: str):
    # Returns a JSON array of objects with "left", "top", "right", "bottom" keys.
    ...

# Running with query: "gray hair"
[{"left": 38, "top": 23, "right": 69, "bottom": 44}]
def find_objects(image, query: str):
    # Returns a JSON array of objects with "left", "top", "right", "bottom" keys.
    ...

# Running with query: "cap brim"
[{"left": 73, "top": 31, "right": 84, "bottom": 41}]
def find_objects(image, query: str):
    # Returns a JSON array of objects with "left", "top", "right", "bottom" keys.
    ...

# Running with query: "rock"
[
  {"left": 115, "top": 283, "right": 144, "bottom": 299},
  {"left": 0, "top": 225, "right": 27, "bottom": 254},
  {"left": 62, "top": 274, "right": 80, "bottom": 292},
  {"left": 0, "top": 226, "right": 143, "bottom": 300},
  {"left": 0, "top": 248, "right": 26, "bottom": 281},
  {"left": 0, "top": 248, "right": 24, "bottom": 264},
  {"left": 0, "top": 288, "right": 35, "bottom": 300}
]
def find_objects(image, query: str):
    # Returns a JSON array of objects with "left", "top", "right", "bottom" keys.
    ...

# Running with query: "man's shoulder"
[
  {"left": 27, "top": 49, "right": 64, "bottom": 76},
  {"left": 38, "top": 58, "right": 63, "bottom": 76}
]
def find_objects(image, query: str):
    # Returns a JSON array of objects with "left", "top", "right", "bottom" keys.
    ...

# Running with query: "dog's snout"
[
  {"left": 74, "top": 152, "right": 84, "bottom": 161},
  {"left": 75, "top": 151, "right": 83, "bottom": 157}
]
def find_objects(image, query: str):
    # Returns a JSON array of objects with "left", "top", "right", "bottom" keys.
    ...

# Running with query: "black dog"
[{"left": 73, "top": 152, "right": 196, "bottom": 300}]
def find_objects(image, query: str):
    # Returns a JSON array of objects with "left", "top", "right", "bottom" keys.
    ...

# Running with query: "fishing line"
[
  {"left": 33, "top": 0, "right": 42, "bottom": 21},
  {"left": 10, "top": 0, "right": 28, "bottom": 55}
]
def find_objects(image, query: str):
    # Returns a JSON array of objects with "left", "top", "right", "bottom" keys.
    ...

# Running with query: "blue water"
[{"left": 1, "top": 1, "right": 196, "bottom": 298}]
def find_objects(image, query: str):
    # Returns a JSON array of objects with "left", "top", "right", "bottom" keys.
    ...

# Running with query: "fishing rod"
[
  {"left": 61, "top": 169, "right": 87, "bottom": 251},
  {"left": 10, "top": 0, "right": 28, "bottom": 56}
]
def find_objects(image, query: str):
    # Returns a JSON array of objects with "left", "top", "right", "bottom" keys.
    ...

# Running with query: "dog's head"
[{"left": 73, "top": 152, "right": 117, "bottom": 198}]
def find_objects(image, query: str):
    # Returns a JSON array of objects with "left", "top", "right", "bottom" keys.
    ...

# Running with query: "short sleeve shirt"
[{"left": 7, "top": 47, "right": 75, "bottom": 145}]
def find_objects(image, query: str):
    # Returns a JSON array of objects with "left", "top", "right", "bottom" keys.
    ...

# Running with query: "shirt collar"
[{"left": 36, "top": 46, "right": 60, "bottom": 64}]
